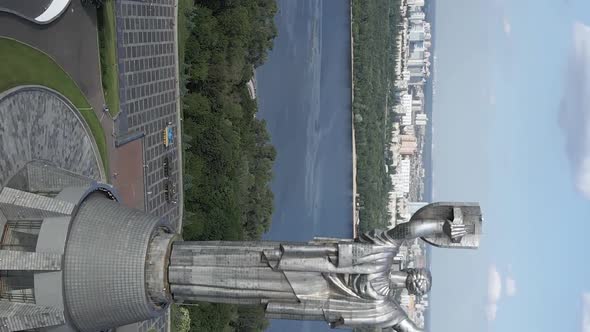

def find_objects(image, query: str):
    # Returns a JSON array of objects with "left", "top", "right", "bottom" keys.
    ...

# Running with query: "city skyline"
[{"left": 386, "top": 1, "right": 435, "bottom": 325}]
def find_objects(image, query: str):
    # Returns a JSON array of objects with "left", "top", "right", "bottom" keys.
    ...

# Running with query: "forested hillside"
[{"left": 177, "top": 0, "right": 277, "bottom": 330}]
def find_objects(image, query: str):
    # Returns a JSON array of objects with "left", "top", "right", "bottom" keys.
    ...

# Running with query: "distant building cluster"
[
  {"left": 386, "top": 0, "right": 432, "bottom": 211},
  {"left": 399, "top": 290, "right": 430, "bottom": 328},
  {"left": 387, "top": 0, "right": 434, "bottom": 326},
  {"left": 388, "top": 0, "right": 431, "bottom": 212}
]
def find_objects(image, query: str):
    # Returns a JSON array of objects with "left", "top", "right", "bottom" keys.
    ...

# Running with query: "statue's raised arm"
[
  {"left": 408, "top": 202, "right": 482, "bottom": 249},
  {"left": 358, "top": 202, "right": 482, "bottom": 249}
]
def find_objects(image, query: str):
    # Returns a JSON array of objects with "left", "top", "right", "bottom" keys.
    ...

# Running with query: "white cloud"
[
  {"left": 488, "top": 265, "right": 502, "bottom": 301},
  {"left": 560, "top": 22, "right": 590, "bottom": 200},
  {"left": 503, "top": 17, "right": 511, "bottom": 36},
  {"left": 486, "top": 304, "right": 498, "bottom": 321},
  {"left": 576, "top": 157, "right": 590, "bottom": 198},
  {"left": 489, "top": 94, "right": 496, "bottom": 106},
  {"left": 505, "top": 277, "right": 517, "bottom": 297},
  {"left": 582, "top": 293, "right": 590, "bottom": 332},
  {"left": 487, "top": 265, "right": 502, "bottom": 321}
]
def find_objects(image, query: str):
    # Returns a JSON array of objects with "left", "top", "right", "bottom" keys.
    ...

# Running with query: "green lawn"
[
  {"left": 0, "top": 37, "right": 109, "bottom": 175},
  {"left": 97, "top": 0, "right": 120, "bottom": 117}
]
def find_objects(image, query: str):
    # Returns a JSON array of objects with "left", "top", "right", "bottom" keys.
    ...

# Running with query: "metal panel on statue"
[{"left": 412, "top": 202, "right": 483, "bottom": 249}]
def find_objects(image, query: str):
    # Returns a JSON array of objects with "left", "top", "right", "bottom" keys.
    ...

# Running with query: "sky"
[{"left": 431, "top": 0, "right": 590, "bottom": 331}]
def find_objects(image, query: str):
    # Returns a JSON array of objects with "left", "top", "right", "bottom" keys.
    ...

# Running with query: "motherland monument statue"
[{"left": 170, "top": 202, "right": 483, "bottom": 331}]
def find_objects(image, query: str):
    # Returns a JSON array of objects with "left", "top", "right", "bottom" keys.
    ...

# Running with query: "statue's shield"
[{"left": 411, "top": 202, "right": 483, "bottom": 249}]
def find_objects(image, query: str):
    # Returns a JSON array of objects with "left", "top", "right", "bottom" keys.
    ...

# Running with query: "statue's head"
[{"left": 404, "top": 268, "right": 432, "bottom": 296}]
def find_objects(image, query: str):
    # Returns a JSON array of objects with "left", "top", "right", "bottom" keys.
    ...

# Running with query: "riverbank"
[
  {"left": 350, "top": 0, "right": 359, "bottom": 238},
  {"left": 350, "top": 0, "right": 399, "bottom": 232}
]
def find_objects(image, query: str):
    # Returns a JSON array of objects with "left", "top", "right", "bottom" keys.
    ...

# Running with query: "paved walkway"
[
  {"left": 114, "top": 0, "right": 182, "bottom": 231},
  {"left": 111, "top": 139, "right": 145, "bottom": 210}
]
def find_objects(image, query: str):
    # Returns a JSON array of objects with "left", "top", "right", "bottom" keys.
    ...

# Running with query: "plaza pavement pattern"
[
  {"left": 114, "top": 0, "right": 181, "bottom": 230},
  {"left": 0, "top": 86, "right": 103, "bottom": 188}
]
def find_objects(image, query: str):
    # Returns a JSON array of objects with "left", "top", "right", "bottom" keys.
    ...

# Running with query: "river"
[{"left": 256, "top": 0, "right": 352, "bottom": 331}]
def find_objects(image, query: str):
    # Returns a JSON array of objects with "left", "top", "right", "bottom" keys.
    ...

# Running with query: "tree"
[
  {"left": 82, "top": 0, "right": 104, "bottom": 8},
  {"left": 179, "top": 0, "right": 278, "bottom": 329},
  {"left": 171, "top": 305, "right": 191, "bottom": 332}
]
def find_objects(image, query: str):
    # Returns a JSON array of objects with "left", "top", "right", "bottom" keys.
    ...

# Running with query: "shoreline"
[{"left": 350, "top": 0, "right": 359, "bottom": 239}]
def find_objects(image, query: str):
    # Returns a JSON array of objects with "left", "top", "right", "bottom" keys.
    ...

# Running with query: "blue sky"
[{"left": 431, "top": 0, "right": 590, "bottom": 331}]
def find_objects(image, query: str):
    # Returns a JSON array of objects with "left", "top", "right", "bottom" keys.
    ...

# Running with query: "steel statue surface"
[
  {"left": 168, "top": 202, "right": 483, "bottom": 332},
  {"left": 415, "top": 202, "right": 482, "bottom": 249}
]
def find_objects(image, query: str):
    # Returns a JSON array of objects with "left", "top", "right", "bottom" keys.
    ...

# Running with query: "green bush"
[{"left": 171, "top": 305, "right": 191, "bottom": 332}]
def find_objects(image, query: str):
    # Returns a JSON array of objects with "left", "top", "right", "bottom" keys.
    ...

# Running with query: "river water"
[{"left": 256, "top": 0, "right": 352, "bottom": 331}]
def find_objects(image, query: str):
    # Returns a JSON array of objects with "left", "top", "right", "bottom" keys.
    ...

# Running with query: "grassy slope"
[
  {"left": 97, "top": 0, "right": 120, "bottom": 117},
  {"left": 0, "top": 37, "right": 109, "bottom": 174}
]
